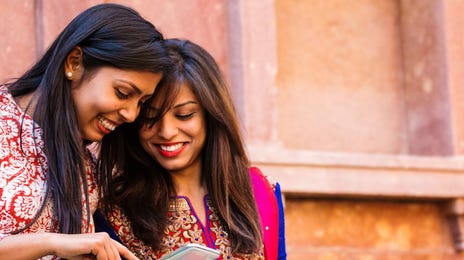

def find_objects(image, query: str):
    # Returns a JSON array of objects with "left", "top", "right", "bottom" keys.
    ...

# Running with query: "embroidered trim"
[
  {"left": 112, "top": 196, "right": 264, "bottom": 259},
  {"left": 168, "top": 198, "right": 190, "bottom": 211}
]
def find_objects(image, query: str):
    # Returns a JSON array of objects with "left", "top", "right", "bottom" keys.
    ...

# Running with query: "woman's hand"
[
  {"left": 0, "top": 232, "right": 138, "bottom": 260},
  {"left": 51, "top": 232, "right": 139, "bottom": 260}
]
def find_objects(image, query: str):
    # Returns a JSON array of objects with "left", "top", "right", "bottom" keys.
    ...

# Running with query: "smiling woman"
[
  {"left": 0, "top": 3, "right": 169, "bottom": 260},
  {"left": 97, "top": 39, "right": 287, "bottom": 259},
  {"left": 71, "top": 67, "right": 163, "bottom": 141},
  {"left": 139, "top": 85, "right": 206, "bottom": 174}
]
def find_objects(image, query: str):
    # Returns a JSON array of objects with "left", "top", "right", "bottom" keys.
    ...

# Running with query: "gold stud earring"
[{"left": 66, "top": 71, "right": 73, "bottom": 78}]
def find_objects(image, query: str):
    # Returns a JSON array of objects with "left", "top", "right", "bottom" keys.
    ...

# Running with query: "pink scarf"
[{"left": 250, "top": 167, "right": 279, "bottom": 259}]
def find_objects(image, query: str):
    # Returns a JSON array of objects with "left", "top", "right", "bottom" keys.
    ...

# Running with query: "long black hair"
[
  {"left": 7, "top": 3, "right": 169, "bottom": 235},
  {"left": 100, "top": 39, "right": 263, "bottom": 254}
]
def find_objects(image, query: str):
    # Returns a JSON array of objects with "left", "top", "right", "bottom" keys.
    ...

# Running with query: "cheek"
[
  {"left": 192, "top": 124, "right": 206, "bottom": 145},
  {"left": 139, "top": 126, "right": 157, "bottom": 142},
  {"left": 74, "top": 91, "right": 111, "bottom": 113},
  {"left": 91, "top": 98, "right": 125, "bottom": 115},
  {"left": 194, "top": 118, "right": 207, "bottom": 139},
  {"left": 139, "top": 141, "right": 152, "bottom": 155},
  {"left": 138, "top": 132, "right": 154, "bottom": 153}
]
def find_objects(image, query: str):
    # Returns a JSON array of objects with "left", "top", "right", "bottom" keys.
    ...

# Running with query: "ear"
[{"left": 64, "top": 46, "right": 84, "bottom": 81}]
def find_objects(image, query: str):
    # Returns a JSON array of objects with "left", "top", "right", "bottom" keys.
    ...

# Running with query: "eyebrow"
[
  {"left": 116, "top": 79, "right": 142, "bottom": 95},
  {"left": 173, "top": 100, "right": 198, "bottom": 108},
  {"left": 149, "top": 100, "right": 198, "bottom": 111}
]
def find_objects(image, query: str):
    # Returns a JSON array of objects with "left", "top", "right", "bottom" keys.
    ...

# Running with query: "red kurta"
[{"left": 108, "top": 196, "right": 264, "bottom": 259}]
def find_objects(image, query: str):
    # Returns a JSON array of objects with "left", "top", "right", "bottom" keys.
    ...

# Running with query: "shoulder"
[
  {"left": 249, "top": 166, "right": 277, "bottom": 192},
  {"left": 249, "top": 167, "right": 279, "bottom": 208},
  {"left": 0, "top": 86, "right": 15, "bottom": 117},
  {"left": 85, "top": 144, "right": 99, "bottom": 167},
  {"left": 0, "top": 84, "right": 9, "bottom": 95},
  {"left": 0, "top": 86, "right": 35, "bottom": 132}
]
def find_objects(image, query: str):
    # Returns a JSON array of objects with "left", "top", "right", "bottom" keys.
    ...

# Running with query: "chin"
[
  {"left": 84, "top": 134, "right": 104, "bottom": 142},
  {"left": 162, "top": 165, "right": 184, "bottom": 173}
]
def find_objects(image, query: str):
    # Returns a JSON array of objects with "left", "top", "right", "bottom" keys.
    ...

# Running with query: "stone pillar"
[
  {"left": 400, "top": 0, "right": 454, "bottom": 156},
  {"left": 227, "top": 0, "right": 278, "bottom": 145}
]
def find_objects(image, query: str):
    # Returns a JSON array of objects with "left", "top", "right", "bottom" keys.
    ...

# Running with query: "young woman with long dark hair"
[
  {"left": 0, "top": 3, "right": 169, "bottom": 259},
  {"left": 98, "top": 39, "right": 286, "bottom": 259}
]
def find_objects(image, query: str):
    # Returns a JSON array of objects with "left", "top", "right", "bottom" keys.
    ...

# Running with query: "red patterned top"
[
  {"left": 0, "top": 85, "right": 99, "bottom": 259},
  {"left": 108, "top": 196, "right": 264, "bottom": 259}
]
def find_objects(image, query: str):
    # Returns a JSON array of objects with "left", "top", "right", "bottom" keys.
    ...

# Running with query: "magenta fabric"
[{"left": 249, "top": 167, "right": 279, "bottom": 259}]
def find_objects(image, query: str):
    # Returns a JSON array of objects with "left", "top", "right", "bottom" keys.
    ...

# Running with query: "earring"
[{"left": 66, "top": 71, "right": 73, "bottom": 78}]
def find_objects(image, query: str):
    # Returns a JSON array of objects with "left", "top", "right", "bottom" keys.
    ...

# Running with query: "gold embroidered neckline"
[
  {"left": 169, "top": 197, "right": 190, "bottom": 211},
  {"left": 168, "top": 196, "right": 212, "bottom": 212}
]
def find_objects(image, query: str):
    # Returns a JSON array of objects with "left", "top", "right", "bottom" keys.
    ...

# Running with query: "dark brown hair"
[
  {"left": 8, "top": 3, "right": 168, "bottom": 234},
  {"left": 100, "top": 39, "right": 263, "bottom": 254}
]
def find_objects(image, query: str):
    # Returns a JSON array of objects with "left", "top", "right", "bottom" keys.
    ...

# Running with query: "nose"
[
  {"left": 119, "top": 103, "right": 140, "bottom": 123},
  {"left": 156, "top": 116, "right": 178, "bottom": 140}
]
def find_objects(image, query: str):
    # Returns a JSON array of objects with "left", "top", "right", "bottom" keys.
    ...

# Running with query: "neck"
[{"left": 170, "top": 165, "right": 207, "bottom": 198}]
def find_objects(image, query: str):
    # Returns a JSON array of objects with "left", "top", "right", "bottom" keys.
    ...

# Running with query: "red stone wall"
[
  {"left": 286, "top": 199, "right": 457, "bottom": 259},
  {"left": 1, "top": 1, "right": 37, "bottom": 82}
]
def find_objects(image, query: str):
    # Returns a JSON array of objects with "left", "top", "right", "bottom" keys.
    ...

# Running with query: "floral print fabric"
[{"left": 0, "top": 85, "right": 99, "bottom": 259}]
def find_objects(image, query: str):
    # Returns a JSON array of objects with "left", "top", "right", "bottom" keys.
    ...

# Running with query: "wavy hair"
[
  {"left": 100, "top": 39, "right": 263, "bottom": 254},
  {"left": 7, "top": 3, "right": 169, "bottom": 234}
]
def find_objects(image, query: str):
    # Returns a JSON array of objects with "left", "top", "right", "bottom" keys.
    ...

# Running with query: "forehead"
[
  {"left": 152, "top": 82, "right": 198, "bottom": 107},
  {"left": 175, "top": 84, "right": 197, "bottom": 101},
  {"left": 85, "top": 67, "right": 161, "bottom": 95}
]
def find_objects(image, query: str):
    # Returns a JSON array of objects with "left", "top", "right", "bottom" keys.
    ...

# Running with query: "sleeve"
[
  {"left": 0, "top": 108, "right": 12, "bottom": 241},
  {"left": 93, "top": 209, "right": 124, "bottom": 244},
  {"left": 94, "top": 210, "right": 129, "bottom": 260},
  {"left": 274, "top": 182, "right": 287, "bottom": 260}
]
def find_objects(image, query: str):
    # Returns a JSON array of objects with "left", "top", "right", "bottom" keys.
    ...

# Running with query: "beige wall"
[
  {"left": 2, "top": 0, "right": 464, "bottom": 258},
  {"left": 276, "top": 0, "right": 403, "bottom": 154}
]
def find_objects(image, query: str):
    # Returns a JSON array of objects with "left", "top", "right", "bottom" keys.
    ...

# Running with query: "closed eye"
[
  {"left": 176, "top": 112, "right": 195, "bottom": 120},
  {"left": 115, "top": 88, "right": 130, "bottom": 99}
]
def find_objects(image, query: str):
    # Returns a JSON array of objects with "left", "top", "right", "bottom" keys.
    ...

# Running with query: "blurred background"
[{"left": 2, "top": 0, "right": 464, "bottom": 259}]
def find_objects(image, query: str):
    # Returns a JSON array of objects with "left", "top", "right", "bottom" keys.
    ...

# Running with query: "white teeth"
[
  {"left": 98, "top": 116, "right": 116, "bottom": 131},
  {"left": 160, "top": 143, "right": 183, "bottom": 152}
]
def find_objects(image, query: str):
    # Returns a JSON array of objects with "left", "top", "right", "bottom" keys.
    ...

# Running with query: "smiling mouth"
[
  {"left": 157, "top": 143, "right": 185, "bottom": 157},
  {"left": 160, "top": 143, "right": 183, "bottom": 152},
  {"left": 97, "top": 115, "right": 117, "bottom": 133}
]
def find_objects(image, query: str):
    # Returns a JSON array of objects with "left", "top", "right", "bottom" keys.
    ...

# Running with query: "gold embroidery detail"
[
  {"left": 169, "top": 197, "right": 190, "bottom": 211},
  {"left": 114, "top": 197, "right": 265, "bottom": 259}
]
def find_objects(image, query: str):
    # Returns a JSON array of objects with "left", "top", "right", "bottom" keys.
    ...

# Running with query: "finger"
[
  {"left": 94, "top": 246, "right": 108, "bottom": 260},
  {"left": 113, "top": 240, "right": 139, "bottom": 260},
  {"left": 108, "top": 241, "right": 121, "bottom": 260}
]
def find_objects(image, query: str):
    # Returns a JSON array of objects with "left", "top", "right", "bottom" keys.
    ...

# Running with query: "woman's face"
[
  {"left": 72, "top": 67, "right": 162, "bottom": 141},
  {"left": 139, "top": 84, "right": 206, "bottom": 175}
]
